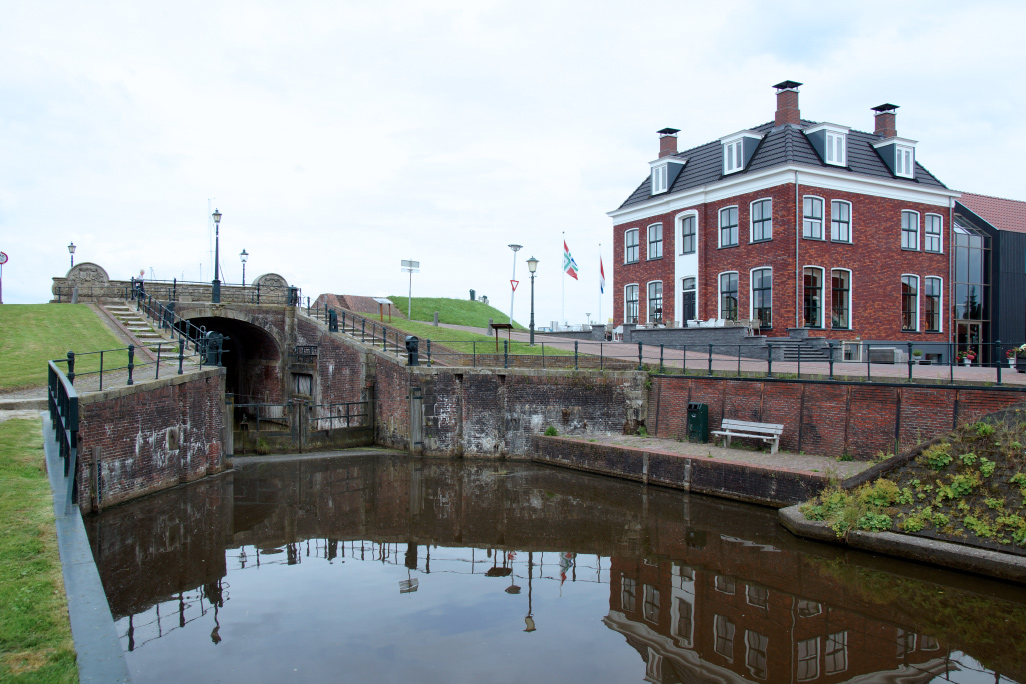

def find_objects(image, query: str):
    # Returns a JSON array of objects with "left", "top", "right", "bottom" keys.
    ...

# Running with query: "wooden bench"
[{"left": 711, "top": 419, "right": 784, "bottom": 453}]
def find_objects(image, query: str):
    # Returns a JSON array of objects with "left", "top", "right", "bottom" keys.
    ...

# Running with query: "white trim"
[
  {"left": 924, "top": 275, "right": 943, "bottom": 333},
  {"left": 718, "top": 271, "right": 739, "bottom": 320},
  {"left": 901, "top": 209, "right": 920, "bottom": 251},
  {"left": 924, "top": 213, "right": 944, "bottom": 253},
  {"left": 607, "top": 164, "right": 960, "bottom": 223},
  {"left": 749, "top": 266, "right": 772, "bottom": 328},
  {"left": 647, "top": 223, "right": 663, "bottom": 260},
  {"left": 677, "top": 210, "right": 698, "bottom": 255},
  {"left": 718, "top": 205, "right": 739, "bottom": 248},
  {"left": 624, "top": 227, "right": 640, "bottom": 264},
  {"left": 829, "top": 268, "right": 852, "bottom": 330},
  {"left": 723, "top": 139, "right": 744, "bottom": 175},
  {"left": 749, "top": 197, "right": 773, "bottom": 242},
  {"left": 646, "top": 279, "right": 664, "bottom": 324},
  {"left": 624, "top": 282, "right": 640, "bottom": 324},
  {"left": 651, "top": 162, "right": 668, "bottom": 194},
  {"left": 802, "top": 265, "right": 825, "bottom": 328},
  {"left": 803, "top": 122, "right": 850, "bottom": 136},
  {"left": 901, "top": 273, "right": 920, "bottom": 332},
  {"left": 802, "top": 195, "right": 825, "bottom": 240},
  {"left": 894, "top": 144, "right": 915, "bottom": 179},
  {"left": 871, "top": 136, "right": 919, "bottom": 148},
  {"left": 830, "top": 199, "right": 853, "bottom": 243},
  {"left": 719, "top": 129, "right": 766, "bottom": 144}
]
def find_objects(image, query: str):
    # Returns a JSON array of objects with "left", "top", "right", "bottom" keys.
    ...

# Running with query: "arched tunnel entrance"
[{"left": 185, "top": 317, "right": 285, "bottom": 405}]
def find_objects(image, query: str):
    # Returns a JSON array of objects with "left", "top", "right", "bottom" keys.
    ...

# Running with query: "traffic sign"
[
  {"left": 510, "top": 279, "right": 519, "bottom": 291},
  {"left": 0, "top": 252, "right": 7, "bottom": 265}
]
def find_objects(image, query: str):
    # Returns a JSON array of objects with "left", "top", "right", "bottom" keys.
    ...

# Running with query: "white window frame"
[
  {"left": 830, "top": 268, "right": 852, "bottom": 330},
  {"left": 901, "top": 210, "right": 920, "bottom": 251},
  {"left": 718, "top": 271, "right": 739, "bottom": 321},
  {"left": 803, "top": 196, "right": 825, "bottom": 240},
  {"left": 797, "top": 637, "right": 820, "bottom": 682},
  {"left": 901, "top": 274, "right": 920, "bottom": 332},
  {"left": 803, "top": 265, "right": 825, "bottom": 328},
  {"left": 830, "top": 200, "right": 852, "bottom": 243},
  {"left": 750, "top": 198, "right": 773, "bottom": 242},
  {"left": 651, "top": 163, "right": 668, "bottom": 194},
  {"left": 924, "top": 213, "right": 943, "bottom": 253},
  {"left": 825, "top": 632, "right": 848, "bottom": 675},
  {"left": 624, "top": 283, "right": 639, "bottom": 324},
  {"left": 895, "top": 144, "right": 915, "bottom": 178},
  {"left": 624, "top": 228, "right": 639, "bottom": 264},
  {"left": 723, "top": 140, "right": 743, "bottom": 175},
  {"left": 714, "top": 614, "right": 735, "bottom": 662},
  {"left": 749, "top": 266, "right": 772, "bottom": 329},
  {"left": 825, "top": 131, "right": 846, "bottom": 166},
  {"left": 646, "top": 280, "right": 663, "bottom": 324},
  {"left": 678, "top": 212, "right": 697, "bottom": 255},
  {"left": 745, "top": 630, "right": 769, "bottom": 681},
  {"left": 647, "top": 223, "right": 663, "bottom": 260},
  {"left": 719, "top": 206, "right": 739, "bottom": 248},
  {"left": 924, "top": 276, "right": 943, "bottom": 333}
]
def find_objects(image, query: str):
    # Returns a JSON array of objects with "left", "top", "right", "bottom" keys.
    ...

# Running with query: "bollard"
[
  {"left": 504, "top": 340, "right": 509, "bottom": 368},
  {"left": 637, "top": 342, "right": 643, "bottom": 371},
  {"left": 907, "top": 341, "right": 914, "bottom": 381},
  {"left": 178, "top": 340, "right": 185, "bottom": 375},
  {"left": 127, "top": 345, "right": 135, "bottom": 385},
  {"left": 574, "top": 341, "right": 579, "bottom": 371},
  {"left": 67, "top": 351, "right": 75, "bottom": 385},
  {"left": 767, "top": 344, "right": 773, "bottom": 378},
  {"left": 708, "top": 344, "right": 713, "bottom": 376},
  {"left": 828, "top": 342, "right": 835, "bottom": 380},
  {"left": 660, "top": 344, "right": 664, "bottom": 374}
]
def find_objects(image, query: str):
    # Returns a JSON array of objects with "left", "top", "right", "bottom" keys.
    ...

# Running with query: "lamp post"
[
  {"left": 211, "top": 209, "right": 222, "bottom": 303},
  {"left": 527, "top": 256, "right": 538, "bottom": 345},
  {"left": 240, "top": 249, "right": 248, "bottom": 286},
  {"left": 68, "top": 242, "right": 76, "bottom": 269},
  {"left": 508, "top": 243, "right": 522, "bottom": 325}
]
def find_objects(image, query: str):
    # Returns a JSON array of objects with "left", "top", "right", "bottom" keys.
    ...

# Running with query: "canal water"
[{"left": 84, "top": 454, "right": 1026, "bottom": 684}]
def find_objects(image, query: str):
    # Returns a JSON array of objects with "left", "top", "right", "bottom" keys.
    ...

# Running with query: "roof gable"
[{"left": 957, "top": 193, "right": 1026, "bottom": 234}]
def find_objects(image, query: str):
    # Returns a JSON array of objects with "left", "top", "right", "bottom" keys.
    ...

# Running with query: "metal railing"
[
  {"left": 47, "top": 360, "right": 79, "bottom": 511},
  {"left": 308, "top": 401, "right": 370, "bottom": 430},
  {"left": 53, "top": 279, "right": 302, "bottom": 307},
  {"left": 49, "top": 338, "right": 219, "bottom": 393}
]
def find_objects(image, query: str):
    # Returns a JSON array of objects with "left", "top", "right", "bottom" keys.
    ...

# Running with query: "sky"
[{"left": 2, "top": 0, "right": 1025, "bottom": 328}]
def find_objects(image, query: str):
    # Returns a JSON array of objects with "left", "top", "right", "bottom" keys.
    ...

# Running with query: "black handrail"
[{"left": 47, "top": 360, "right": 79, "bottom": 512}]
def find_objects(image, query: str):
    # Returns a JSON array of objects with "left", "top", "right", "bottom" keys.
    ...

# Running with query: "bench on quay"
[{"left": 711, "top": 419, "right": 785, "bottom": 454}]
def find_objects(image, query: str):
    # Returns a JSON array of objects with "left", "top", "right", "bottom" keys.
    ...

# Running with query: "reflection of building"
[{"left": 606, "top": 556, "right": 952, "bottom": 683}]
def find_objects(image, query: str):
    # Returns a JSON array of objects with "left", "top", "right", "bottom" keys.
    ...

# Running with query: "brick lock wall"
[
  {"left": 648, "top": 375, "right": 1026, "bottom": 459},
  {"left": 613, "top": 182, "right": 953, "bottom": 341}
]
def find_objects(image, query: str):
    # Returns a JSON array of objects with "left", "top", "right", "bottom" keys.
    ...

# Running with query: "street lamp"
[
  {"left": 68, "top": 242, "right": 76, "bottom": 269},
  {"left": 211, "top": 209, "right": 222, "bottom": 303},
  {"left": 240, "top": 249, "right": 248, "bottom": 286},
  {"left": 527, "top": 256, "right": 539, "bottom": 345},
  {"left": 508, "top": 244, "right": 522, "bottom": 325}
]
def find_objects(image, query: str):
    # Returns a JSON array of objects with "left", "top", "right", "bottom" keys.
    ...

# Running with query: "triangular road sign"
[{"left": 511, "top": 280, "right": 519, "bottom": 291}]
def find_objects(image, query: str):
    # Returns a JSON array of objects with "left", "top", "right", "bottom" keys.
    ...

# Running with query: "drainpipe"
[
  {"left": 795, "top": 171, "right": 801, "bottom": 329},
  {"left": 949, "top": 196, "right": 955, "bottom": 348}
]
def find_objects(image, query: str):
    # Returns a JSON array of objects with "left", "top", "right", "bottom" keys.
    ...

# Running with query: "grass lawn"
[
  {"left": 0, "top": 304, "right": 126, "bottom": 390},
  {"left": 0, "top": 417, "right": 77, "bottom": 683},
  {"left": 387, "top": 296, "right": 527, "bottom": 331},
  {"left": 360, "top": 317, "right": 572, "bottom": 357}
]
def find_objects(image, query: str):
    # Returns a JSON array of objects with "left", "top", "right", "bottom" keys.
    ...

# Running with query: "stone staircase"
[
  {"left": 774, "top": 339, "right": 831, "bottom": 362},
  {"left": 104, "top": 300, "right": 200, "bottom": 362}
]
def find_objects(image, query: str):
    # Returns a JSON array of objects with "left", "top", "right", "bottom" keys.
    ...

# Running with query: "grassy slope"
[
  {"left": 360, "top": 317, "right": 571, "bottom": 357},
  {"left": 0, "top": 418, "right": 77, "bottom": 683},
  {"left": 387, "top": 296, "right": 527, "bottom": 331},
  {"left": 0, "top": 304, "right": 126, "bottom": 390}
]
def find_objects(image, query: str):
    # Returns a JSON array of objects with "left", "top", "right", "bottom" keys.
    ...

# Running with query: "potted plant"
[
  {"left": 912, "top": 349, "right": 923, "bottom": 365},
  {"left": 957, "top": 350, "right": 977, "bottom": 366},
  {"left": 1017, "top": 343, "right": 1026, "bottom": 373},
  {"left": 1007, "top": 348, "right": 1017, "bottom": 367}
]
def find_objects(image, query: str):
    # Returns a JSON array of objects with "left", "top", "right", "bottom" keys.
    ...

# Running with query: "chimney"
[
  {"left": 773, "top": 80, "right": 802, "bottom": 126},
  {"left": 872, "top": 103, "right": 899, "bottom": 138},
  {"left": 658, "top": 128, "right": 680, "bottom": 158}
]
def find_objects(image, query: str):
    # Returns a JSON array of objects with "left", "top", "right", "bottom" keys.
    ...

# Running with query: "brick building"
[{"left": 608, "top": 81, "right": 1026, "bottom": 363}]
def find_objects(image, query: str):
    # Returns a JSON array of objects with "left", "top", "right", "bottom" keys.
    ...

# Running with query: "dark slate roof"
[{"left": 616, "top": 120, "right": 949, "bottom": 211}]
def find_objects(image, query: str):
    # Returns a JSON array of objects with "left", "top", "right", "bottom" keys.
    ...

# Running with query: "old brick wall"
[
  {"left": 648, "top": 375, "right": 1026, "bottom": 459},
  {"left": 76, "top": 367, "right": 227, "bottom": 510}
]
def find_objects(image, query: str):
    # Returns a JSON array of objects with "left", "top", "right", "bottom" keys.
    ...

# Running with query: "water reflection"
[{"left": 85, "top": 455, "right": 1026, "bottom": 683}]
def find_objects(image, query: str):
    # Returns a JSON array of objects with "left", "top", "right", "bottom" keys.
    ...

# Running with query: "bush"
[
  {"left": 922, "top": 443, "right": 953, "bottom": 471},
  {"left": 544, "top": 426, "right": 558, "bottom": 437}
]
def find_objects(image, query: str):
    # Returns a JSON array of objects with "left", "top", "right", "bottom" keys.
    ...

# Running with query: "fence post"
[
  {"left": 659, "top": 344, "right": 664, "bottom": 374},
  {"left": 361, "top": 319, "right": 366, "bottom": 342},
  {"left": 637, "top": 342, "right": 643, "bottom": 371},
  {"left": 907, "top": 341, "right": 913, "bottom": 381},
  {"left": 155, "top": 343, "right": 162, "bottom": 380},
  {"left": 127, "top": 345, "right": 135, "bottom": 385},
  {"left": 828, "top": 342, "right": 835, "bottom": 380},
  {"left": 99, "top": 351, "right": 104, "bottom": 390},
  {"left": 426, "top": 340, "right": 432, "bottom": 367},
  {"left": 708, "top": 344, "right": 713, "bottom": 376},
  {"left": 574, "top": 341, "right": 579, "bottom": 371},
  {"left": 682, "top": 344, "right": 687, "bottom": 376},
  {"left": 949, "top": 342, "right": 954, "bottom": 384},
  {"left": 67, "top": 351, "right": 76, "bottom": 385},
  {"left": 178, "top": 340, "right": 185, "bottom": 374},
  {"left": 600, "top": 342, "right": 603, "bottom": 371},
  {"left": 542, "top": 342, "right": 545, "bottom": 370},
  {"left": 996, "top": 340, "right": 1003, "bottom": 385},
  {"left": 767, "top": 344, "right": 773, "bottom": 378},
  {"left": 473, "top": 341, "right": 477, "bottom": 368},
  {"left": 382, "top": 327, "right": 387, "bottom": 351},
  {"left": 504, "top": 340, "right": 509, "bottom": 368}
]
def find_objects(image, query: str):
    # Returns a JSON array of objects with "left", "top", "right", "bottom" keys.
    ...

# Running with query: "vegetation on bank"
[
  {"left": 362, "top": 317, "right": 573, "bottom": 358},
  {"left": 0, "top": 418, "right": 77, "bottom": 682},
  {"left": 387, "top": 296, "right": 527, "bottom": 331},
  {"left": 0, "top": 304, "right": 126, "bottom": 390},
  {"left": 800, "top": 412, "right": 1026, "bottom": 551}
]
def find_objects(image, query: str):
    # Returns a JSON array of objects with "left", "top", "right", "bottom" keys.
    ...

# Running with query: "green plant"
[
  {"left": 857, "top": 512, "right": 892, "bottom": 531},
  {"left": 979, "top": 457, "right": 996, "bottom": 478},
  {"left": 837, "top": 452, "right": 854, "bottom": 462},
  {"left": 959, "top": 452, "right": 978, "bottom": 466},
  {"left": 544, "top": 426, "right": 558, "bottom": 437},
  {"left": 636, "top": 426, "right": 649, "bottom": 437},
  {"left": 922, "top": 443, "right": 953, "bottom": 471},
  {"left": 972, "top": 422, "right": 996, "bottom": 438},
  {"left": 913, "top": 349, "right": 923, "bottom": 357},
  {"left": 901, "top": 515, "right": 926, "bottom": 532},
  {"left": 858, "top": 479, "right": 900, "bottom": 508}
]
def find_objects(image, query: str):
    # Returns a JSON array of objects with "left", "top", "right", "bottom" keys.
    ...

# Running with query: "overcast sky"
[{"left": 2, "top": 1, "right": 1024, "bottom": 327}]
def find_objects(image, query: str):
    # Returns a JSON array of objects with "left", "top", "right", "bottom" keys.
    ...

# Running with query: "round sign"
[{"left": 0, "top": 252, "right": 7, "bottom": 265}]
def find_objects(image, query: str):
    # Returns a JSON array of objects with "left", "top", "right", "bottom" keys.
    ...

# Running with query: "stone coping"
[
  {"left": 779, "top": 505, "right": 1026, "bottom": 585},
  {"left": 76, "top": 366, "right": 223, "bottom": 406}
]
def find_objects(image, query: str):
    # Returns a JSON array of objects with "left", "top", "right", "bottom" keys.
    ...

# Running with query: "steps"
[
  {"left": 103, "top": 300, "right": 200, "bottom": 362},
  {"left": 774, "top": 340, "right": 831, "bottom": 362}
]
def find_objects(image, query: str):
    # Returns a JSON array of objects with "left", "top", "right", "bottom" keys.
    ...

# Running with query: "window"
[
  {"left": 751, "top": 198, "right": 772, "bottom": 241},
  {"left": 895, "top": 145, "right": 914, "bottom": 178},
  {"left": 719, "top": 273, "right": 739, "bottom": 321},
  {"left": 714, "top": 615, "right": 735, "bottom": 661},
  {"left": 803, "top": 267, "right": 823, "bottom": 328},
  {"left": 647, "top": 281, "right": 663, "bottom": 324},
  {"left": 746, "top": 584, "right": 769, "bottom": 609},
  {"left": 896, "top": 629, "right": 916, "bottom": 658},
  {"left": 624, "top": 284, "right": 639, "bottom": 324},
  {"left": 751, "top": 268, "right": 772, "bottom": 328},
  {"left": 675, "top": 598, "right": 693, "bottom": 644},
  {"left": 826, "top": 131, "right": 846, "bottom": 166},
  {"left": 652, "top": 164, "right": 668, "bottom": 193},
  {"left": 831, "top": 200, "right": 851, "bottom": 242},
  {"left": 901, "top": 211, "right": 919, "bottom": 250},
  {"left": 954, "top": 222, "right": 989, "bottom": 321},
  {"left": 681, "top": 277, "right": 696, "bottom": 323},
  {"left": 714, "top": 575, "right": 735, "bottom": 594},
  {"left": 681, "top": 215, "right": 696, "bottom": 254},
  {"left": 745, "top": 630, "right": 769, "bottom": 680},
  {"left": 796, "top": 600, "right": 822, "bottom": 617},
  {"left": 925, "top": 214, "right": 942, "bottom": 252},
  {"left": 803, "top": 197, "right": 824, "bottom": 239},
  {"left": 901, "top": 275, "right": 919, "bottom": 331},
  {"left": 720, "top": 206, "right": 738, "bottom": 247},
  {"left": 797, "top": 638, "right": 819, "bottom": 681},
  {"left": 643, "top": 585, "right": 660, "bottom": 623},
  {"left": 825, "top": 632, "right": 848, "bottom": 675},
  {"left": 724, "top": 140, "right": 743, "bottom": 174},
  {"left": 621, "top": 575, "right": 636, "bottom": 612},
  {"left": 831, "top": 269, "right": 851, "bottom": 329},
  {"left": 647, "top": 224, "right": 662, "bottom": 259},
  {"left": 625, "top": 228, "right": 639, "bottom": 263},
  {"left": 925, "top": 277, "right": 942, "bottom": 332}
]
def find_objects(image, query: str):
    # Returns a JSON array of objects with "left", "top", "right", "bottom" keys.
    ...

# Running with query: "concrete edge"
[
  {"left": 0, "top": 398, "right": 47, "bottom": 410},
  {"left": 779, "top": 504, "right": 1026, "bottom": 585},
  {"left": 39, "top": 412, "right": 131, "bottom": 683}
]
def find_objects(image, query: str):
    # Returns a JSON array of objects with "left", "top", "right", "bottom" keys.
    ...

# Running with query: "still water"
[{"left": 85, "top": 454, "right": 1026, "bottom": 684}]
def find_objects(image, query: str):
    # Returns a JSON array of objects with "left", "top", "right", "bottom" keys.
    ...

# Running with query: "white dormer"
[
  {"left": 720, "top": 130, "right": 764, "bottom": 175},
  {"left": 804, "top": 123, "right": 850, "bottom": 167},
  {"left": 649, "top": 157, "right": 687, "bottom": 195},
  {"left": 872, "top": 136, "right": 918, "bottom": 179}
]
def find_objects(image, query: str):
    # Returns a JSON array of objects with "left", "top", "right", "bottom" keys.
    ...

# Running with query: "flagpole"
[
  {"left": 598, "top": 242, "right": 602, "bottom": 326},
  {"left": 561, "top": 231, "right": 565, "bottom": 329}
]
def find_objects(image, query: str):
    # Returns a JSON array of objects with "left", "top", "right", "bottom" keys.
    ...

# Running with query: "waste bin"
[
  {"left": 687, "top": 402, "right": 708, "bottom": 443},
  {"left": 405, "top": 336, "right": 419, "bottom": 366}
]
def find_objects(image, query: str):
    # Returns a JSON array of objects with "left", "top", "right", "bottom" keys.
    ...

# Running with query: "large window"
[
  {"left": 647, "top": 281, "right": 663, "bottom": 324},
  {"left": 831, "top": 200, "right": 851, "bottom": 242},
  {"left": 901, "top": 211, "right": 919, "bottom": 250},
  {"left": 901, "top": 275, "right": 919, "bottom": 331},
  {"left": 746, "top": 630, "right": 769, "bottom": 680},
  {"left": 681, "top": 277, "right": 696, "bottom": 323},
  {"left": 714, "top": 615, "right": 735, "bottom": 661},
  {"left": 925, "top": 277, "right": 942, "bottom": 332},
  {"left": 925, "top": 214, "right": 942, "bottom": 253},
  {"left": 803, "top": 197, "right": 824, "bottom": 239},
  {"left": 625, "top": 284, "right": 639, "bottom": 324},
  {"left": 681, "top": 215, "right": 696, "bottom": 254},
  {"left": 797, "top": 638, "right": 819, "bottom": 681},
  {"left": 621, "top": 575, "right": 636, "bottom": 612},
  {"left": 803, "top": 267, "right": 823, "bottom": 328},
  {"left": 751, "top": 199, "right": 772, "bottom": 242},
  {"left": 719, "top": 206, "right": 738, "bottom": 247},
  {"left": 643, "top": 585, "right": 660, "bottom": 623},
  {"left": 831, "top": 269, "right": 851, "bottom": 329},
  {"left": 751, "top": 268, "right": 772, "bottom": 328},
  {"left": 825, "top": 632, "right": 848, "bottom": 675},
  {"left": 954, "top": 223, "right": 988, "bottom": 320},
  {"left": 625, "top": 228, "right": 639, "bottom": 263},
  {"left": 719, "top": 272, "right": 739, "bottom": 321},
  {"left": 648, "top": 224, "right": 663, "bottom": 259}
]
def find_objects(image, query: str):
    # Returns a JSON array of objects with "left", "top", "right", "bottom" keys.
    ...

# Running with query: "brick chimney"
[
  {"left": 872, "top": 103, "right": 899, "bottom": 138},
  {"left": 773, "top": 80, "right": 802, "bottom": 126},
  {"left": 658, "top": 128, "right": 680, "bottom": 158}
]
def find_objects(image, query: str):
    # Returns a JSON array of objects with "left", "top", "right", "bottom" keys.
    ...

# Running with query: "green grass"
[
  {"left": 362, "top": 317, "right": 572, "bottom": 357},
  {"left": 0, "top": 418, "right": 78, "bottom": 682},
  {"left": 387, "top": 296, "right": 527, "bottom": 331},
  {"left": 0, "top": 305, "right": 126, "bottom": 390}
]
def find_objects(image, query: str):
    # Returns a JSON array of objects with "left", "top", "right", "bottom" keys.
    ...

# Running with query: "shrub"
[
  {"left": 901, "top": 515, "right": 926, "bottom": 533},
  {"left": 922, "top": 443, "right": 953, "bottom": 471},
  {"left": 858, "top": 479, "right": 900, "bottom": 508},
  {"left": 544, "top": 426, "right": 558, "bottom": 437},
  {"left": 979, "top": 457, "right": 996, "bottom": 478},
  {"left": 959, "top": 452, "right": 978, "bottom": 466},
  {"left": 857, "top": 512, "right": 892, "bottom": 531},
  {"left": 973, "top": 422, "right": 996, "bottom": 438},
  {"left": 636, "top": 426, "right": 649, "bottom": 437}
]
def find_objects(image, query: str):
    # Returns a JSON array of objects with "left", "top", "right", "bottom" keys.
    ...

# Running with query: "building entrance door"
[
  {"left": 956, "top": 321, "right": 982, "bottom": 364},
  {"left": 681, "top": 278, "right": 696, "bottom": 324}
]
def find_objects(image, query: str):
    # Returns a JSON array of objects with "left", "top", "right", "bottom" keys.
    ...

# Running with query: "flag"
[
  {"left": 563, "top": 241, "right": 579, "bottom": 280},
  {"left": 599, "top": 255, "right": 605, "bottom": 294}
]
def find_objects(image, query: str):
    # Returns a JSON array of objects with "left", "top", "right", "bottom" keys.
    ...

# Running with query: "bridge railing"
[
  {"left": 48, "top": 340, "right": 218, "bottom": 393},
  {"left": 47, "top": 360, "right": 79, "bottom": 512}
]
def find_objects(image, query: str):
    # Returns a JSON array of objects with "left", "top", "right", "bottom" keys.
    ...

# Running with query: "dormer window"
[
  {"left": 724, "top": 140, "right": 743, "bottom": 173},
  {"left": 648, "top": 157, "right": 686, "bottom": 196},
  {"left": 872, "top": 136, "right": 918, "bottom": 179},
  {"left": 652, "top": 164, "right": 668, "bottom": 193},
  {"left": 826, "top": 132, "right": 845, "bottom": 165},
  {"left": 895, "top": 145, "right": 914, "bottom": 178},
  {"left": 720, "top": 131, "right": 764, "bottom": 176},
  {"left": 804, "top": 123, "right": 849, "bottom": 167}
]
